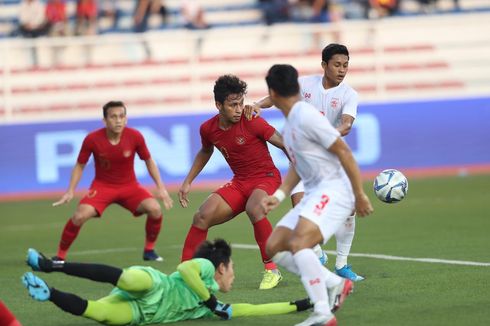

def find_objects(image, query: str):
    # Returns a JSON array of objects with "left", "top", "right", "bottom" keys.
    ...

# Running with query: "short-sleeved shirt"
[
  {"left": 299, "top": 75, "right": 358, "bottom": 127},
  {"left": 112, "top": 258, "right": 219, "bottom": 325},
  {"left": 77, "top": 127, "right": 151, "bottom": 186},
  {"left": 200, "top": 115, "right": 280, "bottom": 180},
  {"left": 283, "top": 101, "right": 349, "bottom": 192}
]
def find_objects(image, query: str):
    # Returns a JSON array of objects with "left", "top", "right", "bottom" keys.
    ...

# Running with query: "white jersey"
[
  {"left": 298, "top": 75, "right": 358, "bottom": 127},
  {"left": 283, "top": 101, "right": 350, "bottom": 192}
]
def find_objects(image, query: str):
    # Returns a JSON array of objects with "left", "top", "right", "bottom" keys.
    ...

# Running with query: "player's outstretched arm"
[
  {"left": 52, "top": 163, "right": 85, "bottom": 207},
  {"left": 267, "top": 130, "right": 291, "bottom": 161},
  {"left": 145, "top": 158, "right": 173, "bottom": 210},
  {"left": 328, "top": 138, "right": 373, "bottom": 217},
  {"left": 231, "top": 298, "right": 312, "bottom": 317},
  {"left": 244, "top": 96, "right": 273, "bottom": 120},
  {"left": 178, "top": 146, "right": 213, "bottom": 208},
  {"left": 337, "top": 114, "right": 355, "bottom": 136}
]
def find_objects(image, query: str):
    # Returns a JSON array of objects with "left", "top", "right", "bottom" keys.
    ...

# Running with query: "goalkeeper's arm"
[
  {"left": 177, "top": 260, "right": 232, "bottom": 320},
  {"left": 231, "top": 298, "right": 312, "bottom": 317}
]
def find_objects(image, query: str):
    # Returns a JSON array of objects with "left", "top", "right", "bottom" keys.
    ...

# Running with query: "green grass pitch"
[{"left": 1, "top": 175, "right": 490, "bottom": 325}]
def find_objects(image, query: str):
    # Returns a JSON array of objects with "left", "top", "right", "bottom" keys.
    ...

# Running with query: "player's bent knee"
[
  {"left": 192, "top": 211, "right": 212, "bottom": 229},
  {"left": 85, "top": 300, "right": 132, "bottom": 325},
  {"left": 144, "top": 200, "right": 162, "bottom": 217},
  {"left": 117, "top": 269, "right": 153, "bottom": 292},
  {"left": 289, "top": 237, "right": 311, "bottom": 254},
  {"left": 71, "top": 214, "right": 91, "bottom": 226}
]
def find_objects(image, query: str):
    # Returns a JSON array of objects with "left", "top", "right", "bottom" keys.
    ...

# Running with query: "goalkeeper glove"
[
  {"left": 291, "top": 298, "right": 313, "bottom": 312},
  {"left": 203, "top": 295, "right": 232, "bottom": 320}
]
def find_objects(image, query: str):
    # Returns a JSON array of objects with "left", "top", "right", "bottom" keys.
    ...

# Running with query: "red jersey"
[
  {"left": 77, "top": 127, "right": 151, "bottom": 185},
  {"left": 200, "top": 115, "right": 280, "bottom": 179}
]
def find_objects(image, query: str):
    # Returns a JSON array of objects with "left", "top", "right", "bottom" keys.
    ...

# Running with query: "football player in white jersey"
[
  {"left": 245, "top": 44, "right": 364, "bottom": 282},
  {"left": 261, "top": 64, "right": 373, "bottom": 326}
]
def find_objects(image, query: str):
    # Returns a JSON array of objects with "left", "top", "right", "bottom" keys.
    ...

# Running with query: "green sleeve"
[
  {"left": 176, "top": 260, "right": 211, "bottom": 301},
  {"left": 231, "top": 302, "right": 297, "bottom": 317}
]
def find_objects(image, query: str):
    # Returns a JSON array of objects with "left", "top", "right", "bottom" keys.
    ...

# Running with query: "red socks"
[
  {"left": 181, "top": 225, "right": 208, "bottom": 262},
  {"left": 253, "top": 218, "right": 277, "bottom": 270},
  {"left": 144, "top": 215, "right": 163, "bottom": 251},
  {"left": 57, "top": 219, "right": 81, "bottom": 259}
]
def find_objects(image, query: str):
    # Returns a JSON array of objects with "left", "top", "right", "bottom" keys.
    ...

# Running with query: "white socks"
[
  {"left": 293, "top": 249, "right": 329, "bottom": 314},
  {"left": 272, "top": 251, "right": 300, "bottom": 275},
  {"left": 334, "top": 215, "right": 356, "bottom": 269}
]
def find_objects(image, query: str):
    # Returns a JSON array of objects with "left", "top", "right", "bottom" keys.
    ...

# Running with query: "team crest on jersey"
[
  {"left": 236, "top": 136, "right": 246, "bottom": 145},
  {"left": 123, "top": 150, "right": 132, "bottom": 157},
  {"left": 330, "top": 98, "right": 340, "bottom": 109}
]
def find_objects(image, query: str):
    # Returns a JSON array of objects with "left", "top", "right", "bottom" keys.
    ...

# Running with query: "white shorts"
[
  {"left": 276, "top": 183, "right": 354, "bottom": 244},
  {"left": 291, "top": 181, "right": 304, "bottom": 196}
]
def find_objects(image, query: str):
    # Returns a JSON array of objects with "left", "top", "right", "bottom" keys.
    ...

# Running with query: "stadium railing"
[{"left": 1, "top": 11, "right": 490, "bottom": 123}]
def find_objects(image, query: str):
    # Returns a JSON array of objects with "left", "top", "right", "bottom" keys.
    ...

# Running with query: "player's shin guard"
[
  {"left": 181, "top": 225, "right": 207, "bottom": 261},
  {"left": 49, "top": 288, "right": 88, "bottom": 316},
  {"left": 253, "top": 218, "right": 277, "bottom": 270},
  {"left": 144, "top": 215, "right": 162, "bottom": 251},
  {"left": 57, "top": 219, "right": 81, "bottom": 259}
]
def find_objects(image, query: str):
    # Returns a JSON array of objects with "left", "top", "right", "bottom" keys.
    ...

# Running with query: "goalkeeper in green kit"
[{"left": 22, "top": 239, "right": 312, "bottom": 325}]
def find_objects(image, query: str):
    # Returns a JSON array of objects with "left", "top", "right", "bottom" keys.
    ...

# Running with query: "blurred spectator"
[
  {"left": 133, "top": 0, "right": 168, "bottom": 33},
  {"left": 289, "top": 0, "right": 330, "bottom": 23},
  {"left": 181, "top": 0, "right": 209, "bottom": 29},
  {"left": 99, "top": 0, "right": 121, "bottom": 30},
  {"left": 416, "top": 0, "right": 438, "bottom": 13},
  {"left": 343, "top": 0, "right": 370, "bottom": 19},
  {"left": 17, "top": 0, "right": 49, "bottom": 38},
  {"left": 258, "top": 0, "right": 289, "bottom": 25},
  {"left": 75, "top": 0, "right": 98, "bottom": 35},
  {"left": 369, "top": 0, "right": 399, "bottom": 17},
  {"left": 45, "top": 0, "right": 67, "bottom": 36}
]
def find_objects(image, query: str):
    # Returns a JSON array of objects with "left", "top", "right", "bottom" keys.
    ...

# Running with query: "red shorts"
[
  {"left": 215, "top": 175, "right": 281, "bottom": 215},
  {"left": 79, "top": 182, "right": 153, "bottom": 216}
]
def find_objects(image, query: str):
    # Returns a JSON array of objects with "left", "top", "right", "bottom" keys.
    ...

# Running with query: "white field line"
[
  {"left": 2, "top": 222, "right": 63, "bottom": 232},
  {"left": 15, "top": 243, "right": 490, "bottom": 267},
  {"left": 68, "top": 248, "right": 139, "bottom": 256},
  {"left": 230, "top": 243, "right": 490, "bottom": 267}
]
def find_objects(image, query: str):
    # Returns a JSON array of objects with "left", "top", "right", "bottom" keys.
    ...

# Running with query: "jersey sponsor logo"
[
  {"left": 123, "top": 150, "right": 132, "bottom": 158},
  {"left": 313, "top": 194, "right": 330, "bottom": 216},
  {"left": 330, "top": 98, "right": 340, "bottom": 109},
  {"left": 236, "top": 136, "right": 246, "bottom": 145}
]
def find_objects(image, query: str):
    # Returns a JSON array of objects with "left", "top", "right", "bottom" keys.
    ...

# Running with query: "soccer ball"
[{"left": 373, "top": 169, "right": 408, "bottom": 203}]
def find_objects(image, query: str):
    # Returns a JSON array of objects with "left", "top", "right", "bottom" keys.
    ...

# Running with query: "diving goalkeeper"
[{"left": 22, "top": 239, "right": 312, "bottom": 325}]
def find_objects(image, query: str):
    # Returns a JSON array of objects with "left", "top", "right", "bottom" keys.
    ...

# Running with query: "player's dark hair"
[
  {"left": 322, "top": 43, "right": 349, "bottom": 63},
  {"left": 193, "top": 238, "right": 232, "bottom": 268},
  {"left": 265, "top": 64, "right": 300, "bottom": 97},
  {"left": 213, "top": 75, "right": 247, "bottom": 104},
  {"left": 103, "top": 101, "right": 127, "bottom": 118}
]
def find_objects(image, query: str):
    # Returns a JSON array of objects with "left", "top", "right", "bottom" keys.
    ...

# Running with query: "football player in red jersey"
[
  {"left": 52, "top": 101, "right": 173, "bottom": 262},
  {"left": 178, "top": 75, "right": 287, "bottom": 290}
]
